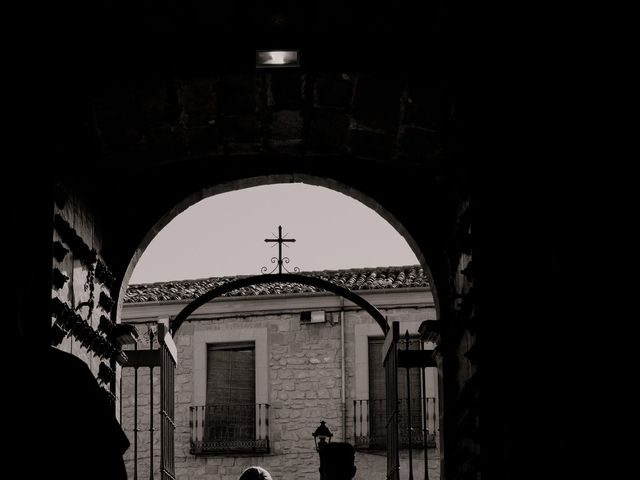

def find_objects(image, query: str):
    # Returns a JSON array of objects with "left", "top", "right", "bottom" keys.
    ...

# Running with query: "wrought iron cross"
[{"left": 262, "top": 225, "right": 299, "bottom": 274}]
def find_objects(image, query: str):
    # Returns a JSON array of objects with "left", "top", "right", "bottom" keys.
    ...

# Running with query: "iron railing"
[
  {"left": 354, "top": 398, "right": 438, "bottom": 449},
  {"left": 190, "top": 404, "right": 270, "bottom": 455}
]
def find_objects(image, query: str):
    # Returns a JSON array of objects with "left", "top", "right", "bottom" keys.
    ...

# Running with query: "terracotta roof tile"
[{"left": 124, "top": 265, "right": 428, "bottom": 303}]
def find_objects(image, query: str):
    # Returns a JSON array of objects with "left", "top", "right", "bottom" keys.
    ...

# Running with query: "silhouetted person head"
[
  {"left": 239, "top": 466, "right": 273, "bottom": 480},
  {"left": 319, "top": 442, "right": 357, "bottom": 480}
]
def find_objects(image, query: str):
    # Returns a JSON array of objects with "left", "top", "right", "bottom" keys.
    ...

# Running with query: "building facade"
[{"left": 121, "top": 265, "right": 441, "bottom": 480}]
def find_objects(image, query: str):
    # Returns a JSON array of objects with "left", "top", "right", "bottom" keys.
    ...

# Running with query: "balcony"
[
  {"left": 190, "top": 404, "right": 270, "bottom": 455},
  {"left": 353, "top": 398, "right": 438, "bottom": 449}
]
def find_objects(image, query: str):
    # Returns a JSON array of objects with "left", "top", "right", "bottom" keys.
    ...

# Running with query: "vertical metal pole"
[
  {"left": 353, "top": 400, "right": 357, "bottom": 444},
  {"left": 278, "top": 226, "right": 283, "bottom": 273},
  {"left": 160, "top": 347, "right": 164, "bottom": 480},
  {"left": 421, "top": 342, "right": 429, "bottom": 480},
  {"left": 134, "top": 343, "right": 139, "bottom": 480},
  {"left": 150, "top": 367, "right": 154, "bottom": 480},
  {"left": 386, "top": 320, "right": 400, "bottom": 480},
  {"left": 196, "top": 407, "right": 200, "bottom": 449},
  {"left": 340, "top": 309, "right": 346, "bottom": 441},
  {"left": 266, "top": 404, "right": 270, "bottom": 452},
  {"left": 120, "top": 371, "right": 123, "bottom": 426},
  {"left": 170, "top": 348, "right": 174, "bottom": 477},
  {"left": 360, "top": 400, "right": 364, "bottom": 443},
  {"left": 149, "top": 328, "right": 155, "bottom": 480},
  {"left": 405, "top": 331, "right": 414, "bottom": 480},
  {"left": 258, "top": 403, "right": 262, "bottom": 445}
]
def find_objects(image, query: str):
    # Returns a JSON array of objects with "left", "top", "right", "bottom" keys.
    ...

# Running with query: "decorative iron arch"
[{"left": 170, "top": 273, "right": 390, "bottom": 336}]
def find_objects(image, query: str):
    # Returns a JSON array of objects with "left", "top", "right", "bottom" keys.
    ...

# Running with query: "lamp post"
[
  {"left": 313, "top": 421, "right": 333, "bottom": 480},
  {"left": 313, "top": 421, "right": 333, "bottom": 451}
]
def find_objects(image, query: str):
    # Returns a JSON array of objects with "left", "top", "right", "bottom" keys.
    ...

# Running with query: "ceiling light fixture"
[{"left": 256, "top": 49, "right": 300, "bottom": 68}]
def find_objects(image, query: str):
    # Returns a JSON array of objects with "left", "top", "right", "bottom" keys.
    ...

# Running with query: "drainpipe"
[{"left": 340, "top": 306, "right": 346, "bottom": 442}]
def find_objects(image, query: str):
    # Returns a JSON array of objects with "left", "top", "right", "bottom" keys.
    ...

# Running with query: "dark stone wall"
[
  {"left": 442, "top": 199, "right": 477, "bottom": 480},
  {"left": 87, "top": 72, "right": 448, "bottom": 167},
  {"left": 49, "top": 179, "right": 121, "bottom": 402}
]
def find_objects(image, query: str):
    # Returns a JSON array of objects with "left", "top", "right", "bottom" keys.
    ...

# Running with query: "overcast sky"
[{"left": 128, "top": 183, "right": 419, "bottom": 284}]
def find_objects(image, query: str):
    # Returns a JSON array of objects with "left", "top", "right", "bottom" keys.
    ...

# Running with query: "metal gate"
[
  {"left": 384, "top": 321, "right": 400, "bottom": 480},
  {"left": 121, "top": 319, "right": 177, "bottom": 480},
  {"left": 158, "top": 321, "right": 177, "bottom": 479}
]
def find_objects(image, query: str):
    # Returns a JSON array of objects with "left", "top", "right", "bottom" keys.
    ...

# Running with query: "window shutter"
[
  {"left": 205, "top": 343, "right": 256, "bottom": 444},
  {"left": 206, "top": 343, "right": 255, "bottom": 405}
]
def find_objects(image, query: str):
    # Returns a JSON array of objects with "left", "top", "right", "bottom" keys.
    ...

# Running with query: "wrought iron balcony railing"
[
  {"left": 353, "top": 398, "right": 438, "bottom": 449},
  {"left": 190, "top": 404, "right": 270, "bottom": 455}
]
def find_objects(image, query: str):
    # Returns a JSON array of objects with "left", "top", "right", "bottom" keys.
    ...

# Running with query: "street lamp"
[{"left": 312, "top": 421, "right": 333, "bottom": 451}]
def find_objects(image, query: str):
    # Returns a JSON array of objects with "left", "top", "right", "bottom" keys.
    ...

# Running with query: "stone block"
[
  {"left": 270, "top": 72, "right": 303, "bottom": 109},
  {"left": 221, "top": 114, "right": 261, "bottom": 142},
  {"left": 147, "top": 125, "right": 186, "bottom": 161},
  {"left": 179, "top": 77, "right": 218, "bottom": 126},
  {"left": 131, "top": 80, "right": 181, "bottom": 124},
  {"left": 278, "top": 320, "right": 291, "bottom": 332},
  {"left": 317, "top": 389, "right": 330, "bottom": 399},
  {"left": 399, "top": 126, "right": 443, "bottom": 159},
  {"left": 347, "top": 128, "right": 392, "bottom": 159},
  {"left": 205, "top": 465, "right": 219, "bottom": 475},
  {"left": 271, "top": 110, "right": 303, "bottom": 139},
  {"left": 353, "top": 75, "right": 404, "bottom": 130},
  {"left": 184, "top": 124, "right": 219, "bottom": 155},
  {"left": 289, "top": 341, "right": 303, "bottom": 354},
  {"left": 405, "top": 78, "right": 448, "bottom": 129},
  {"left": 315, "top": 73, "right": 353, "bottom": 107},
  {"left": 228, "top": 466, "right": 243, "bottom": 475},
  {"left": 288, "top": 357, "right": 307, "bottom": 365},
  {"left": 219, "top": 75, "right": 257, "bottom": 114},
  {"left": 290, "top": 317, "right": 300, "bottom": 331},
  {"left": 307, "top": 109, "right": 350, "bottom": 149}
]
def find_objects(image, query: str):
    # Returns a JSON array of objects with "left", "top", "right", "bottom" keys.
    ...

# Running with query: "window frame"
[{"left": 192, "top": 327, "right": 269, "bottom": 454}]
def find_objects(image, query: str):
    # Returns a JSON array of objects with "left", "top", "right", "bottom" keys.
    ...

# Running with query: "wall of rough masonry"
[
  {"left": 121, "top": 304, "right": 439, "bottom": 480},
  {"left": 441, "top": 198, "right": 477, "bottom": 480},
  {"left": 90, "top": 72, "right": 448, "bottom": 168},
  {"left": 50, "top": 180, "right": 121, "bottom": 411}
]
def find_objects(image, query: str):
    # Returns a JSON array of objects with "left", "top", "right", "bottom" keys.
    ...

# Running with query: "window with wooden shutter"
[{"left": 204, "top": 342, "right": 255, "bottom": 446}]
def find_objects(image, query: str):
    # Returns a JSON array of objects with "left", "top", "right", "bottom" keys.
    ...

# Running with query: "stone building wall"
[{"left": 122, "top": 303, "right": 439, "bottom": 480}]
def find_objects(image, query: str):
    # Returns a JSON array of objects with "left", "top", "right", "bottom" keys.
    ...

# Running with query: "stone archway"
[{"left": 116, "top": 177, "right": 444, "bottom": 480}]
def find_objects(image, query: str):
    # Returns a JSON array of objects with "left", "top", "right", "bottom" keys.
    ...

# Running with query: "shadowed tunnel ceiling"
[{"left": 38, "top": 0, "right": 454, "bottom": 73}]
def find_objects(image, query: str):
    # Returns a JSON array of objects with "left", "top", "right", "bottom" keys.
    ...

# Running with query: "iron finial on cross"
[{"left": 261, "top": 226, "right": 300, "bottom": 274}]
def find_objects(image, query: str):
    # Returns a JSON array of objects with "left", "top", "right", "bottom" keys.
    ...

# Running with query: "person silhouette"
[
  {"left": 319, "top": 442, "right": 357, "bottom": 480},
  {"left": 14, "top": 343, "right": 130, "bottom": 479},
  {"left": 239, "top": 465, "right": 273, "bottom": 480}
]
